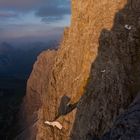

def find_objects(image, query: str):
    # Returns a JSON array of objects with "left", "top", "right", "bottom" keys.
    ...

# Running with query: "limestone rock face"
[
  {"left": 19, "top": 50, "right": 57, "bottom": 140},
  {"left": 22, "top": 0, "right": 140, "bottom": 140}
]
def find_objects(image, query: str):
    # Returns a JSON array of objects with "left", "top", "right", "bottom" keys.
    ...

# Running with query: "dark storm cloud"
[
  {"left": 36, "top": 5, "right": 70, "bottom": 17},
  {"left": 0, "top": 0, "right": 70, "bottom": 13},
  {"left": 36, "top": 0, "right": 71, "bottom": 23},
  {"left": 0, "top": 0, "right": 71, "bottom": 23},
  {"left": 41, "top": 17, "right": 63, "bottom": 23}
]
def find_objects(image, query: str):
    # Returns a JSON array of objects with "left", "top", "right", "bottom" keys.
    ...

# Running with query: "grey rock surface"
[
  {"left": 100, "top": 92, "right": 140, "bottom": 140},
  {"left": 71, "top": 1, "right": 140, "bottom": 140}
]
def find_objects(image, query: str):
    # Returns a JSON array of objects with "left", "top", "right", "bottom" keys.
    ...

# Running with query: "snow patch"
[
  {"left": 124, "top": 24, "right": 132, "bottom": 30},
  {"left": 44, "top": 120, "right": 63, "bottom": 130}
]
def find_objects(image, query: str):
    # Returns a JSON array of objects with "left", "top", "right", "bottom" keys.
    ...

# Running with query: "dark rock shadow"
[
  {"left": 100, "top": 91, "right": 140, "bottom": 140},
  {"left": 70, "top": 0, "right": 140, "bottom": 140},
  {"left": 55, "top": 95, "right": 78, "bottom": 120}
]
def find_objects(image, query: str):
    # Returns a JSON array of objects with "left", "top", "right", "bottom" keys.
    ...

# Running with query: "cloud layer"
[
  {"left": 0, "top": 0, "right": 71, "bottom": 22},
  {"left": 0, "top": 11, "right": 18, "bottom": 18},
  {"left": 36, "top": 0, "right": 70, "bottom": 23},
  {"left": 0, "top": 0, "right": 71, "bottom": 42}
]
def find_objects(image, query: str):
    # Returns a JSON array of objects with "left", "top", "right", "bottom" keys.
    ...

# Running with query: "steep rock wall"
[
  {"left": 71, "top": 0, "right": 140, "bottom": 139},
  {"left": 18, "top": 50, "right": 56, "bottom": 140},
  {"left": 21, "top": 0, "right": 140, "bottom": 140}
]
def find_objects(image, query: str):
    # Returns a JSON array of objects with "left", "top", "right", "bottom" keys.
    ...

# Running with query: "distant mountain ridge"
[{"left": 0, "top": 41, "right": 58, "bottom": 78}]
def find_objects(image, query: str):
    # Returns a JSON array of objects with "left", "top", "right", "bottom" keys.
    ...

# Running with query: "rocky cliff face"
[
  {"left": 21, "top": 0, "right": 140, "bottom": 140},
  {"left": 71, "top": 0, "right": 140, "bottom": 139}
]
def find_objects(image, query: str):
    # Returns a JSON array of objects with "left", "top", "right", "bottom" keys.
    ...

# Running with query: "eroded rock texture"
[
  {"left": 71, "top": 0, "right": 140, "bottom": 140},
  {"left": 100, "top": 92, "right": 140, "bottom": 140},
  {"left": 20, "top": 0, "right": 140, "bottom": 140},
  {"left": 17, "top": 50, "right": 57, "bottom": 140}
]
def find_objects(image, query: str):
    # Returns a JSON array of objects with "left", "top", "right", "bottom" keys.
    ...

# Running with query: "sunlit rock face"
[{"left": 19, "top": 0, "right": 140, "bottom": 140}]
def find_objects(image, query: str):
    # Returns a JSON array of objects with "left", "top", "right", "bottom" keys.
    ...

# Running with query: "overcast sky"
[{"left": 0, "top": 0, "right": 71, "bottom": 43}]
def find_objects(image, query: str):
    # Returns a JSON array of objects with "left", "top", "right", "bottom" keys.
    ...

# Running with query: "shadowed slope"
[{"left": 71, "top": 0, "right": 140, "bottom": 139}]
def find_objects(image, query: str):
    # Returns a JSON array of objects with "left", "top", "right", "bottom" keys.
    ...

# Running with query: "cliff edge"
[{"left": 20, "top": 0, "right": 140, "bottom": 140}]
